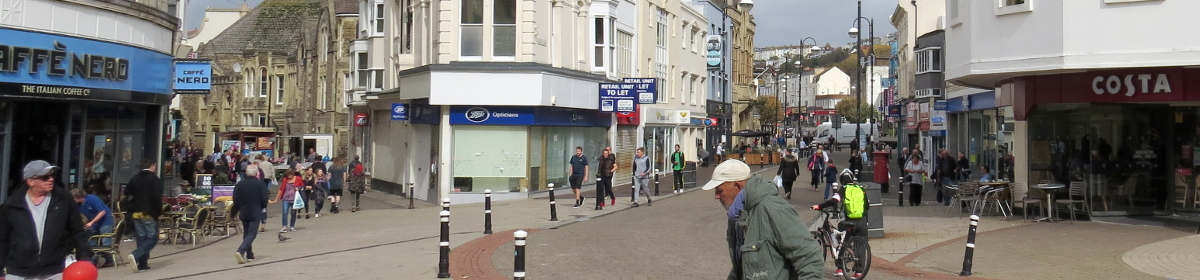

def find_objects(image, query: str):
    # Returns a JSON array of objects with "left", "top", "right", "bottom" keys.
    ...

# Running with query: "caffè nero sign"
[
  {"left": 1091, "top": 73, "right": 1171, "bottom": 97},
  {"left": 0, "top": 41, "right": 130, "bottom": 81}
]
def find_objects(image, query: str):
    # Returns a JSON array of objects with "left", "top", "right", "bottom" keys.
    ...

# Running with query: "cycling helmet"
[{"left": 838, "top": 168, "right": 857, "bottom": 185}]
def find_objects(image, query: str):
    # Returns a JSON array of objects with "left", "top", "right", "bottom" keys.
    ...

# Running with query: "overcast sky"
[
  {"left": 183, "top": 0, "right": 898, "bottom": 48},
  {"left": 182, "top": 0, "right": 264, "bottom": 32},
  {"left": 749, "top": 0, "right": 898, "bottom": 47}
]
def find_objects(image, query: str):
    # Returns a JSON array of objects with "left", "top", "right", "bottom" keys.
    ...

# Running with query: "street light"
[
  {"left": 738, "top": 0, "right": 754, "bottom": 12},
  {"left": 849, "top": 0, "right": 875, "bottom": 151}
]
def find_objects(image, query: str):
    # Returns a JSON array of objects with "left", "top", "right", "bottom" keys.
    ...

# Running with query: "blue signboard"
[
  {"left": 391, "top": 103, "right": 408, "bottom": 120},
  {"left": 0, "top": 28, "right": 173, "bottom": 99},
  {"left": 174, "top": 60, "right": 211, "bottom": 94},
  {"left": 933, "top": 101, "right": 948, "bottom": 111},
  {"left": 449, "top": 106, "right": 535, "bottom": 125},
  {"left": 622, "top": 78, "right": 658, "bottom": 104},
  {"left": 598, "top": 83, "right": 637, "bottom": 113}
]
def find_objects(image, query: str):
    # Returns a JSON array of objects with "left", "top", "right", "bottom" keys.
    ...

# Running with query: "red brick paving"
[{"left": 449, "top": 228, "right": 542, "bottom": 279}]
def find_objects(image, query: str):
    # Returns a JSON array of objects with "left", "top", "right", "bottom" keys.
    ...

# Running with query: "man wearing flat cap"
[
  {"left": 702, "top": 159, "right": 823, "bottom": 280},
  {"left": 0, "top": 160, "right": 92, "bottom": 280}
]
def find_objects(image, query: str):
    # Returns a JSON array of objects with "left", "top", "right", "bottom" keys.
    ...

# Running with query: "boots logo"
[{"left": 465, "top": 107, "right": 490, "bottom": 123}]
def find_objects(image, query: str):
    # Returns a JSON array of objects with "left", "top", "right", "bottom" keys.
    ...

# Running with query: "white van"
[{"left": 811, "top": 123, "right": 872, "bottom": 147}]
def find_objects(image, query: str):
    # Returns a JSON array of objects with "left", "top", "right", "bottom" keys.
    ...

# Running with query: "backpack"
[
  {"left": 352, "top": 162, "right": 365, "bottom": 176},
  {"left": 843, "top": 184, "right": 866, "bottom": 219}
]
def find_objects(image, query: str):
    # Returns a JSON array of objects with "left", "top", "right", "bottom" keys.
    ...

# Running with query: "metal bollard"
[
  {"left": 408, "top": 183, "right": 415, "bottom": 209},
  {"left": 442, "top": 197, "right": 450, "bottom": 212},
  {"left": 548, "top": 183, "right": 558, "bottom": 221},
  {"left": 960, "top": 215, "right": 979, "bottom": 276},
  {"left": 897, "top": 175, "right": 905, "bottom": 207},
  {"left": 595, "top": 175, "right": 604, "bottom": 210},
  {"left": 630, "top": 178, "right": 637, "bottom": 203},
  {"left": 437, "top": 210, "right": 451, "bottom": 278},
  {"left": 513, "top": 230, "right": 528, "bottom": 280},
  {"left": 654, "top": 169, "right": 661, "bottom": 196},
  {"left": 484, "top": 189, "right": 493, "bottom": 234}
]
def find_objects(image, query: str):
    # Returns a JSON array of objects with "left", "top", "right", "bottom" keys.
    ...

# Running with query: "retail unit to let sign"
[
  {"left": 622, "top": 78, "right": 658, "bottom": 104},
  {"left": 598, "top": 83, "right": 637, "bottom": 113}
]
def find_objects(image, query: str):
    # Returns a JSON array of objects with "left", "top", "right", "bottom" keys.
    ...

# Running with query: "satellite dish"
[{"left": 232, "top": 62, "right": 242, "bottom": 73}]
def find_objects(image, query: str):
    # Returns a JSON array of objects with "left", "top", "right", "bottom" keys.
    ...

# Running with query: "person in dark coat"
[
  {"left": 124, "top": 159, "right": 164, "bottom": 272},
  {"left": 849, "top": 149, "right": 864, "bottom": 174},
  {"left": 0, "top": 160, "right": 93, "bottom": 279},
  {"left": 777, "top": 149, "right": 801, "bottom": 199},
  {"left": 231, "top": 164, "right": 269, "bottom": 264}
]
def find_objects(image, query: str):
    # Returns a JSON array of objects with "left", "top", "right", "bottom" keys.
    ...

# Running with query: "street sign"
[
  {"left": 832, "top": 115, "right": 842, "bottom": 129},
  {"left": 622, "top": 78, "right": 658, "bottom": 104},
  {"left": 598, "top": 83, "right": 637, "bottom": 113}
]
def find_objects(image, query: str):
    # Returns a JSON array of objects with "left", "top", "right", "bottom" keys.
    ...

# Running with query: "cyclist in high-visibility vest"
[{"left": 811, "top": 169, "right": 870, "bottom": 278}]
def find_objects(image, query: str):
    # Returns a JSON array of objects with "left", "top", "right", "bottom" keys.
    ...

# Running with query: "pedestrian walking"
[
  {"left": 568, "top": 146, "right": 589, "bottom": 208},
  {"left": 255, "top": 154, "right": 274, "bottom": 232},
  {"left": 328, "top": 157, "right": 347, "bottom": 214},
  {"left": 72, "top": 188, "right": 114, "bottom": 267},
  {"left": 701, "top": 160, "right": 823, "bottom": 279},
  {"left": 777, "top": 149, "right": 800, "bottom": 200},
  {"left": 271, "top": 171, "right": 303, "bottom": 232},
  {"left": 808, "top": 150, "right": 826, "bottom": 191},
  {"left": 631, "top": 148, "right": 653, "bottom": 207},
  {"left": 300, "top": 167, "right": 316, "bottom": 219},
  {"left": 904, "top": 155, "right": 927, "bottom": 206},
  {"left": 346, "top": 156, "right": 368, "bottom": 212},
  {"left": 671, "top": 144, "right": 685, "bottom": 193},
  {"left": 124, "top": 159, "right": 164, "bottom": 272},
  {"left": 0, "top": 160, "right": 94, "bottom": 279},
  {"left": 849, "top": 149, "right": 864, "bottom": 174},
  {"left": 935, "top": 150, "right": 957, "bottom": 206},
  {"left": 311, "top": 168, "right": 329, "bottom": 217},
  {"left": 824, "top": 162, "right": 839, "bottom": 199},
  {"left": 716, "top": 142, "right": 726, "bottom": 164},
  {"left": 597, "top": 148, "right": 617, "bottom": 208},
  {"left": 232, "top": 164, "right": 269, "bottom": 264}
]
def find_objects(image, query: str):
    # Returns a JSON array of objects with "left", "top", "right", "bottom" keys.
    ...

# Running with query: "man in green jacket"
[
  {"left": 703, "top": 159, "right": 824, "bottom": 280},
  {"left": 671, "top": 144, "right": 685, "bottom": 193}
]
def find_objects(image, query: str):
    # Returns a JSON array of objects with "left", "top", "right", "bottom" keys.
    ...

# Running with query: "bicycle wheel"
[
  {"left": 837, "top": 236, "right": 872, "bottom": 280},
  {"left": 812, "top": 231, "right": 829, "bottom": 262}
]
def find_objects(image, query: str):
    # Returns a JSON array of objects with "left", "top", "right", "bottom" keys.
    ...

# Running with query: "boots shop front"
[
  {"left": 1004, "top": 67, "right": 1200, "bottom": 216},
  {"left": 0, "top": 28, "right": 173, "bottom": 201}
]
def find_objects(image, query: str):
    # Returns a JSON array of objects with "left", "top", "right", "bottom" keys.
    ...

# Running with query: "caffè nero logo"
[
  {"left": 1091, "top": 73, "right": 1171, "bottom": 97},
  {"left": 0, "top": 41, "right": 130, "bottom": 81}
]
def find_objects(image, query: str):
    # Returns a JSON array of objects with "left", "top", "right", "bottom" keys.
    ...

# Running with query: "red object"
[
  {"left": 354, "top": 113, "right": 369, "bottom": 127},
  {"left": 64, "top": 261, "right": 98, "bottom": 280},
  {"left": 813, "top": 109, "right": 837, "bottom": 115},
  {"left": 873, "top": 151, "right": 890, "bottom": 185},
  {"left": 616, "top": 107, "right": 640, "bottom": 125},
  {"left": 995, "top": 67, "right": 1200, "bottom": 120},
  {"left": 1178, "top": 168, "right": 1193, "bottom": 176}
]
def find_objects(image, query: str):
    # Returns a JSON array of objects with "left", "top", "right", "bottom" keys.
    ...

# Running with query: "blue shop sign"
[
  {"left": 450, "top": 106, "right": 535, "bottom": 125},
  {"left": 0, "top": 28, "right": 172, "bottom": 101},
  {"left": 174, "top": 60, "right": 211, "bottom": 94},
  {"left": 598, "top": 83, "right": 637, "bottom": 112},
  {"left": 946, "top": 91, "right": 996, "bottom": 113},
  {"left": 391, "top": 103, "right": 408, "bottom": 120},
  {"left": 622, "top": 78, "right": 658, "bottom": 104}
]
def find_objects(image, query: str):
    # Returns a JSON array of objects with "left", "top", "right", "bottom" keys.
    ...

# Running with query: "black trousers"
[
  {"left": 782, "top": 180, "right": 795, "bottom": 196},
  {"left": 673, "top": 170, "right": 684, "bottom": 190},
  {"left": 909, "top": 183, "right": 923, "bottom": 205}
]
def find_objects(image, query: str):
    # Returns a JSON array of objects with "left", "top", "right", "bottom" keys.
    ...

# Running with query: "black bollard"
[
  {"left": 595, "top": 175, "right": 603, "bottom": 210},
  {"left": 654, "top": 169, "right": 661, "bottom": 196},
  {"left": 437, "top": 210, "right": 451, "bottom": 278},
  {"left": 897, "top": 176, "right": 905, "bottom": 207},
  {"left": 548, "top": 183, "right": 558, "bottom": 221},
  {"left": 442, "top": 197, "right": 450, "bottom": 212},
  {"left": 513, "top": 230, "right": 528, "bottom": 280},
  {"left": 960, "top": 214, "right": 979, "bottom": 276},
  {"left": 484, "top": 189, "right": 493, "bottom": 234},
  {"left": 630, "top": 179, "right": 637, "bottom": 203},
  {"left": 408, "top": 183, "right": 415, "bottom": 209}
]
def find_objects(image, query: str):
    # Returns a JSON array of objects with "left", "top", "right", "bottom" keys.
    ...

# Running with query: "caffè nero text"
[{"left": 0, "top": 42, "right": 130, "bottom": 81}]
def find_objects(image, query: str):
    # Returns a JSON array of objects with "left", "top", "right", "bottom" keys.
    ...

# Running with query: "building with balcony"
[
  {"left": 889, "top": 0, "right": 943, "bottom": 161},
  {"left": 178, "top": 0, "right": 356, "bottom": 162},
  {"left": 0, "top": 0, "right": 179, "bottom": 200},
  {"left": 946, "top": 0, "right": 1200, "bottom": 216}
]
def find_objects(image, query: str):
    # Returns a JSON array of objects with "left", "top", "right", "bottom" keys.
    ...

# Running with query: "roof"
[
  {"left": 334, "top": 0, "right": 358, "bottom": 15},
  {"left": 199, "top": 0, "right": 325, "bottom": 54}
]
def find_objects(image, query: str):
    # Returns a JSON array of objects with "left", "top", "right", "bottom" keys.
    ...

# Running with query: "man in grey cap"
[
  {"left": 702, "top": 159, "right": 823, "bottom": 279},
  {"left": 0, "top": 160, "right": 92, "bottom": 280}
]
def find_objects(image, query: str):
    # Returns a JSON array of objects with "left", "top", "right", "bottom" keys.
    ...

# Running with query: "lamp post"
[{"left": 849, "top": 0, "right": 874, "bottom": 152}]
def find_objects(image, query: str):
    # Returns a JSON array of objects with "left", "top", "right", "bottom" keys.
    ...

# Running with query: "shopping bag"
[
  {"left": 773, "top": 175, "right": 783, "bottom": 188},
  {"left": 292, "top": 191, "right": 306, "bottom": 209}
]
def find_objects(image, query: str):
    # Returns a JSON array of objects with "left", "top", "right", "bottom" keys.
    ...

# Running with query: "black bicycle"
[{"left": 811, "top": 209, "right": 872, "bottom": 280}]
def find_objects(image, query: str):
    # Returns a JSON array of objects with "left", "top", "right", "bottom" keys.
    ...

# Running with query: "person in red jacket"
[{"left": 269, "top": 171, "right": 303, "bottom": 232}]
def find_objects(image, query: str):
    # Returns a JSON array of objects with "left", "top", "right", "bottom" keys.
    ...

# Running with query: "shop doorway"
[{"left": 7, "top": 101, "right": 67, "bottom": 196}]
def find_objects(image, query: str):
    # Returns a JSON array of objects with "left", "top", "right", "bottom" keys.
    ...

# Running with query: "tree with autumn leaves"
[
  {"left": 833, "top": 96, "right": 879, "bottom": 123},
  {"left": 747, "top": 96, "right": 785, "bottom": 126}
]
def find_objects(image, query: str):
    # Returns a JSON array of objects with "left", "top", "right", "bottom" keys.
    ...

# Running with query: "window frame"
[
  {"left": 274, "top": 75, "right": 285, "bottom": 104},
  {"left": 258, "top": 68, "right": 268, "bottom": 98},
  {"left": 995, "top": 0, "right": 1032, "bottom": 15},
  {"left": 492, "top": 0, "right": 517, "bottom": 59},
  {"left": 372, "top": 1, "right": 385, "bottom": 36},
  {"left": 915, "top": 47, "right": 943, "bottom": 74},
  {"left": 258, "top": 114, "right": 268, "bottom": 127},
  {"left": 459, "top": 0, "right": 485, "bottom": 59}
]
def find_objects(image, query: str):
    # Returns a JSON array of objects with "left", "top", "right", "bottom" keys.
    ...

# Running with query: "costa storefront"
[{"left": 1003, "top": 67, "right": 1200, "bottom": 216}]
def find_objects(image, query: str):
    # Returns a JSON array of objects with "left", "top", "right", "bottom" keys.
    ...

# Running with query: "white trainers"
[
  {"left": 235, "top": 252, "right": 246, "bottom": 264},
  {"left": 128, "top": 254, "right": 138, "bottom": 272},
  {"left": 833, "top": 269, "right": 844, "bottom": 276}
]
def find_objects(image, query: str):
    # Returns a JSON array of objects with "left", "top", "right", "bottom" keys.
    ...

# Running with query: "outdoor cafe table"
[{"left": 1031, "top": 183, "right": 1066, "bottom": 223}]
